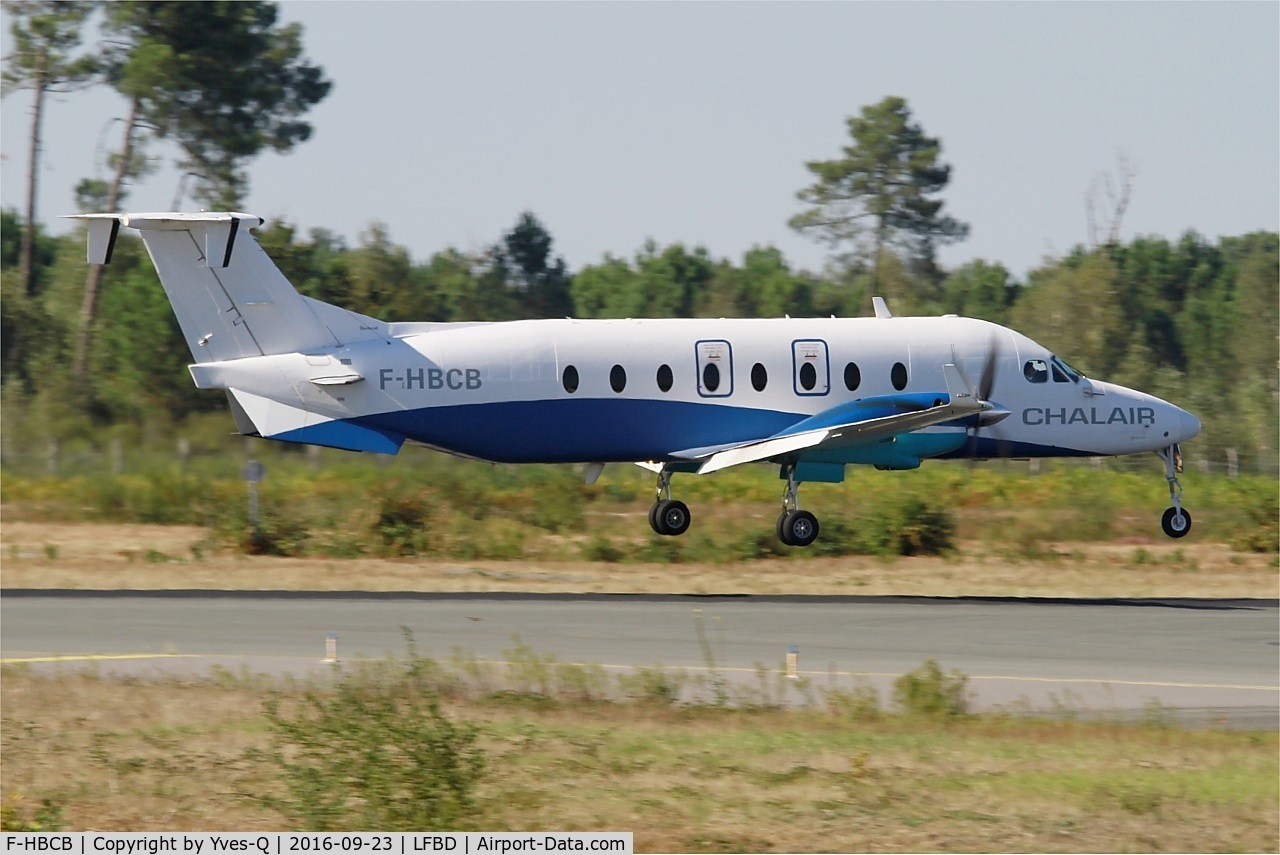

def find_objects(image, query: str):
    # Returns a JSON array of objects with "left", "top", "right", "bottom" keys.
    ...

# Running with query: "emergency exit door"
[{"left": 792, "top": 339, "right": 830, "bottom": 396}]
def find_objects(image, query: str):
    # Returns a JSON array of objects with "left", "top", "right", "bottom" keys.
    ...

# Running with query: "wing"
[{"left": 672, "top": 364, "right": 995, "bottom": 474}]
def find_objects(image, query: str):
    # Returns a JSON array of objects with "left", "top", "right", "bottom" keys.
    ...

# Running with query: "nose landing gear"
[{"left": 1157, "top": 445, "right": 1192, "bottom": 538}]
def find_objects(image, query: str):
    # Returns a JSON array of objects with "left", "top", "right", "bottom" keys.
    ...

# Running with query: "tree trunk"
[
  {"left": 73, "top": 95, "right": 139, "bottom": 384},
  {"left": 870, "top": 218, "right": 887, "bottom": 308},
  {"left": 20, "top": 49, "right": 48, "bottom": 299}
]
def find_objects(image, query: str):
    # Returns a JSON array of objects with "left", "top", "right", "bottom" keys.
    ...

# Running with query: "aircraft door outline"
[
  {"left": 695, "top": 339, "right": 733, "bottom": 398},
  {"left": 791, "top": 339, "right": 830, "bottom": 396}
]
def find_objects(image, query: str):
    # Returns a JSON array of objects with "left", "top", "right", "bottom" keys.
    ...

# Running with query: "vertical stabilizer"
[{"left": 66, "top": 212, "right": 388, "bottom": 362}]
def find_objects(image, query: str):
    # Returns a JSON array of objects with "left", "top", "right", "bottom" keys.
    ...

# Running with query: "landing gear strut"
[
  {"left": 776, "top": 463, "right": 819, "bottom": 547},
  {"left": 648, "top": 469, "right": 690, "bottom": 536},
  {"left": 1157, "top": 444, "right": 1192, "bottom": 538}
]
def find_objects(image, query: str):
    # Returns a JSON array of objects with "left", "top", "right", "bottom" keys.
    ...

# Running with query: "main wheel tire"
[
  {"left": 776, "top": 511, "right": 795, "bottom": 546},
  {"left": 1161, "top": 506, "right": 1192, "bottom": 538},
  {"left": 648, "top": 502, "right": 663, "bottom": 534},
  {"left": 658, "top": 499, "right": 691, "bottom": 536},
  {"left": 785, "top": 509, "right": 820, "bottom": 547}
]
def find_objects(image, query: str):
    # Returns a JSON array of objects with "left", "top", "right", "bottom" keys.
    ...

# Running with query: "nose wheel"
[
  {"left": 1157, "top": 445, "right": 1192, "bottom": 539},
  {"left": 1161, "top": 506, "right": 1192, "bottom": 538},
  {"left": 648, "top": 469, "right": 691, "bottom": 536}
]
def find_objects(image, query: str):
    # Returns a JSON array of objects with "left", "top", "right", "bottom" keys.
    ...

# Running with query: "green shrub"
[
  {"left": 618, "top": 665, "right": 687, "bottom": 706},
  {"left": 813, "top": 496, "right": 956, "bottom": 557},
  {"left": 634, "top": 534, "right": 685, "bottom": 564},
  {"left": 892, "top": 659, "right": 970, "bottom": 718},
  {"left": 1231, "top": 487, "right": 1279, "bottom": 553},
  {"left": 90, "top": 472, "right": 210, "bottom": 524},
  {"left": 874, "top": 495, "right": 956, "bottom": 556},
  {"left": 0, "top": 796, "right": 65, "bottom": 831},
  {"left": 808, "top": 517, "right": 863, "bottom": 557},
  {"left": 516, "top": 468, "right": 586, "bottom": 533},
  {"left": 581, "top": 535, "right": 625, "bottom": 563},
  {"left": 708, "top": 525, "right": 789, "bottom": 561},
  {"left": 227, "top": 508, "right": 310, "bottom": 556},
  {"left": 906, "top": 496, "right": 955, "bottom": 554},
  {"left": 824, "top": 685, "right": 882, "bottom": 721},
  {"left": 372, "top": 488, "right": 434, "bottom": 556},
  {"left": 261, "top": 658, "right": 484, "bottom": 831}
]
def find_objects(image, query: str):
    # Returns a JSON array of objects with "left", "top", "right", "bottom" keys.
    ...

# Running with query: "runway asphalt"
[{"left": 2, "top": 591, "right": 1277, "bottom": 728}]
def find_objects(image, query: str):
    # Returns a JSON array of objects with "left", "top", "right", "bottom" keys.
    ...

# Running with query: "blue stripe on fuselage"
[
  {"left": 934, "top": 437, "right": 1094, "bottom": 460},
  {"left": 362, "top": 398, "right": 805, "bottom": 463},
  {"left": 273, "top": 398, "right": 1100, "bottom": 464}
]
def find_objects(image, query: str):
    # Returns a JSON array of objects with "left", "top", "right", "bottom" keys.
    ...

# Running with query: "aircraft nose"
[{"left": 1176, "top": 407, "right": 1201, "bottom": 444}]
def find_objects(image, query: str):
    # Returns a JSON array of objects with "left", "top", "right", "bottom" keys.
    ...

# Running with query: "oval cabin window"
[
  {"left": 562, "top": 365, "right": 579, "bottom": 394},
  {"left": 844, "top": 362, "right": 861, "bottom": 391},
  {"left": 799, "top": 362, "right": 817, "bottom": 391},
  {"left": 656, "top": 364, "right": 673, "bottom": 392},
  {"left": 702, "top": 362, "right": 721, "bottom": 393},
  {"left": 610, "top": 364, "right": 626, "bottom": 393},
  {"left": 751, "top": 362, "right": 767, "bottom": 392},
  {"left": 891, "top": 362, "right": 908, "bottom": 391}
]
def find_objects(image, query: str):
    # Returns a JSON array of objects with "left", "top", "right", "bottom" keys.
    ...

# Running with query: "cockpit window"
[
  {"left": 1023, "top": 359, "right": 1048, "bottom": 383},
  {"left": 1050, "top": 355, "right": 1082, "bottom": 383}
]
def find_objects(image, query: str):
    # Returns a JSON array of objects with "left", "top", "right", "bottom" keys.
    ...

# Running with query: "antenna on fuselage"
[{"left": 872, "top": 296, "right": 893, "bottom": 319}]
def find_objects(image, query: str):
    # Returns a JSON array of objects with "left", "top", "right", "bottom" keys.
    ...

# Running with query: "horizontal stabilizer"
[
  {"left": 81, "top": 216, "right": 121, "bottom": 265},
  {"left": 68, "top": 212, "right": 263, "bottom": 267},
  {"left": 64, "top": 211, "right": 388, "bottom": 363}
]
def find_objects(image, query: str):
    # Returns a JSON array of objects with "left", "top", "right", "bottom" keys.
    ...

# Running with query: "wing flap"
[{"left": 695, "top": 430, "right": 830, "bottom": 474}]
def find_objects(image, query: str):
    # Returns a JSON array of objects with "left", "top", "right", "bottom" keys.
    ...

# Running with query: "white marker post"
[
  {"left": 787, "top": 644, "right": 800, "bottom": 680},
  {"left": 324, "top": 631, "right": 338, "bottom": 663}
]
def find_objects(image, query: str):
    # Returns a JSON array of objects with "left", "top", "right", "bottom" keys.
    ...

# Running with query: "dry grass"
[
  {"left": 1, "top": 668, "right": 1276, "bottom": 851},
  {"left": 1, "top": 520, "right": 1276, "bottom": 599}
]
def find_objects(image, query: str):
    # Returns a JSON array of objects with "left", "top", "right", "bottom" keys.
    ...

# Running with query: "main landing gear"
[
  {"left": 776, "top": 463, "right": 819, "bottom": 547},
  {"left": 1157, "top": 444, "right": 1192, "bottom": 538},
  {"left": 648, "top": 469, "right": 690, "bottom": 536},
  {"left": 646, "top": 465, "right": 821, "bottom": 547}
]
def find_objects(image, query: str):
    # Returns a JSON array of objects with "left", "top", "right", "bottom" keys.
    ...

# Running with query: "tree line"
[
  {"left": 2, "top": 206, "right": 1275, "bottom": 469},
  {"left": 2, "top": 3, "right": 1275, "bottom": 470}
]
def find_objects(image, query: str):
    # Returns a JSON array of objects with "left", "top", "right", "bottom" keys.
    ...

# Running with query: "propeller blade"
[
  {"left": 978, "top": 337, "right": 998, "bottom": 402},
  {"left": 967, "top": 334, "right": 1002, "bottom": 459}
]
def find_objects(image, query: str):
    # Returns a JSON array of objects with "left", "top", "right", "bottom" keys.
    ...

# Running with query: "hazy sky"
[{"left": 3, "top": 1, "right": 1277, "bottom": 279}]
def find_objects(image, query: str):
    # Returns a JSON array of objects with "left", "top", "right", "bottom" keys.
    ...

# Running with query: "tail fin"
[{"left": 66, "top": 212, "right": 387, "bottom": 362}]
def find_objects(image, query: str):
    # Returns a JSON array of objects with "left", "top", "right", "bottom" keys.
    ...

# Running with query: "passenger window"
[
  {"left": 562, "top": 365, "right": 579, "bottom": 393},
  {"left": 610, "top": 364, "right": 626, "bottom": 393},
  {"left": 751, "top": 362, "right": 767, "bottom": 392},
  {"left": 891, "top": 362, "right": 908, "bottom": 391},
  {"left": 844, "top": 362, "right": 861, "bottom": 391},
  {"left": 656, "top": 364, "right": 673, "bottom": 393},
  {"left": 1023, "top": 360, "right": 1048, "bottom": 383},
  {"left": 703, "top": 362, "right": 721, "bottom": 393},
  {"left": 799, "top": 362, "right": 817, "bottom": 391}
]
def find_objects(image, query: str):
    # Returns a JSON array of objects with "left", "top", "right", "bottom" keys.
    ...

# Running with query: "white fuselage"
[{"left": 192, "top": 314, "right": 1200, "bottom": 465}]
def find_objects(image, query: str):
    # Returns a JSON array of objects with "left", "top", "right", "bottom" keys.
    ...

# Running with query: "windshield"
[{"left": 1050, "top": 355, "right": 1083, "bottom": 383}]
